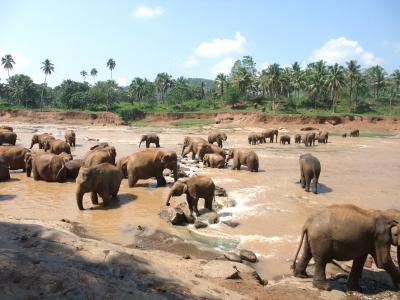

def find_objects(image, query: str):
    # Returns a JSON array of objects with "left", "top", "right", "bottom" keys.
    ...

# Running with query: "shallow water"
[{"left": 1, "top": 122, "right": 399, "bottom": 280}]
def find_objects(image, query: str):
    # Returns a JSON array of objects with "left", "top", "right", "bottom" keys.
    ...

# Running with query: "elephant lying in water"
[{"left": 293, "top": 204, "right": 400, "bottom": 291}]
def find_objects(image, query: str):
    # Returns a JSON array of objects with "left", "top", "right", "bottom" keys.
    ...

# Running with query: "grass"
[{"left": 170, "top": 118, "right": 215, "bottom": 128}]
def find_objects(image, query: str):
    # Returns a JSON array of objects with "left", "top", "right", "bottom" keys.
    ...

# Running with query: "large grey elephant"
[
  {"left": 24, "top": 152, "right": 69, "bottom": 182},
  {"left": 261, "top": 129, "right": 278, "bottom": 143},
  {"left": 165, "top": 176, "right": 215, "bottom": 219},
  {"left": 65, "top": 159, "right": 83, "bottom": 179},
  {"left": 299, "top": 153, "right": 321, "bottom": 194},
  {"left": 181, "top": 136, "right": 207, "bottom": 158},
  {"left": 76, "top": 163, "right": 123, "bottom": 210},
  {"left": 293, "top": 204, "right": 400, "bottom": 291},
  {"left": 208, "top": 131, "right": 227, "bottom": 147},
  {"left": 226, "top": 149, "right": 259, "bottom": 172},
  {"left": 139, "top": 134, "right": 160, "bottom": 148},
  {"left": 30, "top": 133, "right": 54, "bottom": 149},
  {"left": 44, "top": 139, "right": 71, "bottom": 155},
  {"left": 0, "top": 131, "right": 17, "bottom": 145},
  {"left": 0, "top": 146, "right": 30, "bottom": 170},
  {"left": 83, "top": 146, "right": 116, "bottom": 167}
]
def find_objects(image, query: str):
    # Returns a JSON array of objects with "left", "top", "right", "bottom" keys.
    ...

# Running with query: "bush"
[{"left": 223, "top": 86, "right": 240, "bottom": 106}]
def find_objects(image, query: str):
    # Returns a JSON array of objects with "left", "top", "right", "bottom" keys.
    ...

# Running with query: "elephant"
[
  {"left": 0, "top": 158, "right": 10, "bottom": 181},
  {"left": 208, "top": 131, "right": 227, "bottom": 147},
  {"left": 350, "top": 129, "right": 360, "bottom": 137},
  {"left": 342, "top": 133, "right": 347, "bottom": 138},
  {"left": 318, "top": 131, "right": 329, "bottom": 143},
  {"left": 44, "top": 139, "right": 71, "bottom": 155},
  {"left": 182, "top": 141, "right": 226, "bottom": 161},
  {"left": 299, "top": 153, "right": 321, "bottom": 194},
  {"left": 127, "top": 149, "right": 178, "bottom": 187},
  {"left": 203, "top": 153, "right": 225, "bottom": 168},
  {"left": 116, "top": 155, "right": 130, "bottom": 178},
  {"left": 30, "top": 133, "right": 54, "bottom": 149},
  {"left": 83, "top": 146, "right": 116, "bottom": 167},
  {"left": 139, "top": 134, "right": 160, "bottom": 148},
  {"left": 76, "top": 163, "right": 123, "bottom": 210},
  {"left": 0, "top": 146, "right": 30, "bottom": 170},
  {"left": 280, "top": 135, "right": 291, "bottom": 145},
  {"left": 261, "top": 129, "right": 278, "bottom": 143},
  {"left": 165, "top": 176, "right": 215, "bottom": 219},
  {"left": 65, "top": 159, "right": 83, "bottom": 179},
  {"left": 89, "top": 142, "right": 109, "bottom": 151},
  {"left": 248, "top": 133, "right": 265, "bottom": 145},
  {"left": 0, "top": 125, "right": 13, "bottom": 132},
  {"left": 65, "top": 130, "right": 76, "bottom": 147},
  {"left": 226, "top": 149, "right": 259, "bottom": 172},
  {"left": 181, "top": 137, "right": 208, "bottom": 159},
  {"left": 295, "top": 134, "right": 302, "bottom": 144},
  {"left": 292, "top": 204, "right": 400, "bottom": 291},
  {"left": 304, "top": 132, "right": 316, "bottom": 146},
  {"left": 0, "top": 131, "right": 17, "bottom": 145},
  {"left": 24, "top": 152, "right": 68, "bottom": 182}
]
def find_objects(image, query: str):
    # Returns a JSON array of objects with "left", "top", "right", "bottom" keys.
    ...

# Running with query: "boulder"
[
  {"left": 214, "top": 186, "right": 227, "bottom": 197},
  {"left": 214, "top": 197, "right": 236, "bottom": 211},
  {"left": 221, "top": 220, "right": 240, "bottom": 228},
  {"left": 202, "top": 260, "right": 254, "bottom": 279},
  {"left": 197, "top": 211, "right": 219, "bottom": 224},
  {"left": 240, "top": 249, "right": 258, "bottom": 263},
  {"left": 224, "top": 252, "right": 242, "bottom": 263},
  {"left": 194, "top": 220, "right": 208, "bottom": 229},
  {"left": 160, "top": 207, "right": 187, "bottom": 225}
]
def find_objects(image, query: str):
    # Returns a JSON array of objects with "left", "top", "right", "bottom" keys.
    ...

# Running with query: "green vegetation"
[{"left": 1, "top": 54, "right": 400, "bottom": 120}]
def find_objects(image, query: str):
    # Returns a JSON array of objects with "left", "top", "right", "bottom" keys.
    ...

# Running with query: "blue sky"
[{"left": 1, "top": 0, "right": 399, "bottom": 87}]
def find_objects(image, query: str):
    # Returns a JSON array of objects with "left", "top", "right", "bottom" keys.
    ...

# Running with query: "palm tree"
[
  {"left": 80, "top": 70, "right": 88, "bottom": 82},
  {"left": 106, "top": 58, "right": 116, "bottom": 80},
  {"left": 215, "top": 73, "right": 228, "bottom": 97},
  {"left": 154, "top": 72, "right": 173, "bottom": 102},
  {"left": 327, "top": 63, "right": 346, "bottom": 113},
  {"left": 128, "top": 77, "right": 146, "bottom": 103},
  {"left": 346, "top": 60, "right": 361, "bottom": 112},
  {"left": 40, "top": 58, "right": 54, "bottom": 110},
  {"left": 389, "top": 69, "right": 400, "bottom": 111},
  {"left": 368, "top": 65, "right": 387, "bottom": 103},
  {"left": 291, "top": 62, "right": 306, "bottom": 101},
  {"left": 266, "top": 63, "right": 283, "bottom": 111},
  {"left": 1, "top": 54, "right": 16, "bottom": 77},
  {"left": 90, "top": 68, "right": 98, "bottom": 84}
]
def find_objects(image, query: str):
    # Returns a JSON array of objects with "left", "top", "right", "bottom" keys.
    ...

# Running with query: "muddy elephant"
[
  {"left": 44, "top": 139, "right": 71, "bottom": 155},
  {"left": 203, "top": 153, "right": 225, "bottom": 168},
  {"left": 65, "top": 130, "right": 76, "bottom": 147},
  {"left": 304, "top": 132, "right": 316, "bottom": 147},
  {"left": 0, "top": 158, "right": 10, "bottom": 181},
  {"left": 24, "top": 152, "right": 68, "bottom": 182},
  {"left": 76, "top": 163, "right": 123, "bottom": 210},
  {"left": 226, "top": 149, "right": 259, "bottom": 172},
  {"left": 318, "top": 131, "right": 329, "bottom": 143},
  {"left": 0, "top": 131, "right": 17, "bottom": 145},
  {"left": 350, "top": 129, "right": 360, "bottom": 137},
  {"left": 299, "top": 153, "right": 320, "bottom": 194},
  {"left": 248, "top": 133, "right": 265, "bottom": 145},
  {"left": 139, "top": 134, "right": 160, "bottom": 148},
  {"left": 30, "top": 133, "right": 54, "bottom": 149},
  {"left": 83, "top": 146, "right": 116, "bottom": 167},
  {"left": 116, "top": 155, "right": 130, "bottom": 178},
  {"left": 295, "top": 134, "right": 301, "bottom": 144},
  {"left": 293, "top": 204, "right": 400, "bottom": 291},
  {"left": 165, "top": 176, "right": 215, "bottom": 218},
  {"left": 280, "top": 135, "right": 290, "bottom": 145},
  {"left": 181, "top": 137, "right": 208, "bottom": 159},
  {"left": 208, "top": 131, "right": 227, "bottom": 148},
  {"left": 65, "top": 159, "right": 83, "bottom": 179},
  {"left": 127, "top": 149, "right": 177, "bottom": 187},
  {"left": 0, "top": 146, "right": 30, "bottom": 170},
  {"left": 0, "top": 125, "right": 13, "bottom": 132},
  {"left": 261, "top": 129, "right": 278, "bottom": 143}
]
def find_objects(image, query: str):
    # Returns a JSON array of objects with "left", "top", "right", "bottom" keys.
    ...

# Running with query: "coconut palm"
[
  {"left": 327, "top": 63, "right": 346, "bottom": 113},
  {"left": 368, "top": 65, "right": 387, "bottom": 102},
  {"left": 129, "top": 77, "right": 146, "bottom": 103},
  {"left": 154, "top": 72, "right": 173, "bottom": 102},
  {"left": 1, "top": 54, "right": 16, "bottom": 77},
  {"left": 291, "top": 62, "right": 306, "bottom": 100},
  {"left": 90, "top": 68, "right": 98, "bottom": 84},
  {"left": 80, "top": 70, "right": 88, "bottom": 82},
  {"left": 346, "top": 60, "right": 361, "bottom": 112},
  {"left": 266, "top": 63, "right": 283, "bottom": 111},
  {"left": 106, "top": 58, "right": 116, "bottom": 80},
  {"left": 215, "top": 73, "right": 228, "bottom": 97},
  {"left": 40, "top": 58, "right": 55, "bottom": 110}
]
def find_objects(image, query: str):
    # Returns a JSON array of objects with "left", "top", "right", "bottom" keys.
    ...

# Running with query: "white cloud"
[
  {"left": 194, "top": 32, "right": 246, "bottom": 58},
  {"left": 116, "top": 77, "right": 127, "bottom": 87},
  {"left": 383, "top": 40, "right": 400, "bottom": 54},
  {"left": 211, "top": 57, "right": 236, "bottom": 76},
  {"left": 132, "top": 5, "right": 163, "bottom": 18},
  {"left": 0, "top": 50, "right": 30, "bottom": 80},
  {"left": 183, "top": 55, "right": 197, "bottom": 68},
  {"left": 260, "top": 62, "right": 269, "bottom": 70},
  {"left": 310, "top": 37, "right": 382, "bottom": 67}
]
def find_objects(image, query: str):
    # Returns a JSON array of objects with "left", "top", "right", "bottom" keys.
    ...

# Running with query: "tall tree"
[
  {"left": 327, "top": 63, "right": 346, "bottom": 113},
  {"left": 80, "top": 70, "right": 88, "bottom": 82},
  {"left": 40, "top": 58, "right": 55, "bottom": 110},
  {"left": 215, "top": 73, "right": 228, "bottom": 97},
  {"left": 90, "top": 68, "right": 98, "bottom": 84},
  {"left": 128, "top": 77, "right": 146, "bottom": 103},
  {"left": 368, "top": 65, "right": 387, "bottom": 103},
  {"left": 346, "top": 60, "right": 361, "bottom": 112},
  {"left": 266, "top": 63, "right": 283, "bottom": 111},
  {"left": 154, "top": 72, "right": 173, "bottom": 102},
  {"left": 1, "top": 54, "right": 16, "bottom": 77},
  {"left": 290, "top": 62, "right": 306, "bottom": 100},
  {"left": 106, "top": 58, "right": 116, "bottom": 80}
]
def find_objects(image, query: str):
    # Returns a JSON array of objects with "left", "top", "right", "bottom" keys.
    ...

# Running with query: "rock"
[
  {"left": 214, "top": 197, "right": 236, "bottom": 211},
  {"left": 202, "top": 260, "right": 254, "bottom": 279},
  {"left": 160, "top": 206, "right": 187, "bottom": 225},
  {"left": 197, "top": 211, "right": 219, "bottom": 224},
  {"left": 240, "top": 249, "right": 258, "bottom": 263},
  {"left": 183, "top": 255, "right": 191, "bottom": 260},
  {"left": 214, "top": 186, "right": 227, "bottom": 197},
  {"left": 224, "top": 252, "right": 242, "bottom": 263},
  {"left": 194, "top": 220, "right": 208, "bottom": 229},
  {"left": 222, "top": 220, "right": 240, "bottom": 228}
]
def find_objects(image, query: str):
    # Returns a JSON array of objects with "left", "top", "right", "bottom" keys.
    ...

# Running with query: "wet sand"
[{"left": 1, "top": 122, "right": 400, "bottom": 290}]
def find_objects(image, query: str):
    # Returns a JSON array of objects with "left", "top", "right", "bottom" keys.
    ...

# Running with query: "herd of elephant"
[{"left": 1, "top": 124, "right": 399, "bottom": 293}]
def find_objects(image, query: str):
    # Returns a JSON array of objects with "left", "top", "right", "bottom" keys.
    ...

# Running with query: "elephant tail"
[{"left": 292, "top": 228, "right": 307, "bottom": 270}]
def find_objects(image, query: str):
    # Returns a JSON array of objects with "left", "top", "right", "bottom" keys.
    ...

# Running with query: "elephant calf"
[
  {"left": 280, "top": 135, "right": 290, "bottom": 145},
  {"left": 203, "top": 153, "right": 225, "bottom": 168},
  {"left": 248, "top": 133, "right": 265, "bottom": 145},
  {"left": 299, "top": 154, "right": 321, "bottom": 194},
  {"left": 139, "top": 134, "right": 160, "bottom": 148},
  {"left": 0, "top": 131, "right": 17, "bottom": 145},
  {"left": 293, "top": 204, "right": 400, "bottom": 291},
  {"left": 76, "top": 163, "right": 123, "bottom": 210},
  {"left": 166, "top": 176, "right": 215, "bottom": 219},
  {"left": 226, "top": 149, "right": 259, "bottom": 172},
  {"left": 318, "top": 131, "right": 329, "bottom": 143},
  {"left": 65, "top": 130, "right": 76, "bottom": 147}
]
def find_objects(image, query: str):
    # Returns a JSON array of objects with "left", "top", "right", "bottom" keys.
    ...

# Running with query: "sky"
[{"left": 0, "top": 0, "right": 399, "bottom": 87}]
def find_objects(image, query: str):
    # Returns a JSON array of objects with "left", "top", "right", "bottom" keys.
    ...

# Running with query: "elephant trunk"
[
  {"left": 165, "top": 190, "right": 173, "bottom": 206},
  {"left": 172, "top": 164, "right": 178, "bottom": 182},
  {"left": 29, "top": 141, "right": 35, "bottom": 149},
  {"left": 26, "top": 166, "right": 31, "bottom": 177},
  {"left": 76, "top": 190, "right": 84, "bottom": 210},
  {"left": 56, "top": 165, "right": 66, "bottom": 182},
  {"left": 139, "top": 138, "right": 143, "bottom": 148}
]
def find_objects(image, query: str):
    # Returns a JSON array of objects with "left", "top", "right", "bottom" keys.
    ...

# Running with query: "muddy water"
[{"left": 1, "top": 123, "right": 400, "bottom": 281}]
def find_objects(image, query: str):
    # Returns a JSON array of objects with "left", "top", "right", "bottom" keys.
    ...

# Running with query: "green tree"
[
  {"left": 346, "top": 60, "right": 361, "bottom": 112},
  {"left": 55, "top": 80, "right": 90, "bottom": 109},
  {"left": 7, "top": 74, "right": 39, "bottom": 107},
  {"left": 327, "top": 63, "right": 346, "bottom": 113},
  {"left": 155, "top": 72, "right": 173, "bottom": 102},
  {"left": 1, "top": 54, "right": 16, "bottom": 77},
  {"left": 80, "top": 70, "right": 88, "bottom": 82},
  {"left": 90, "top": 68, "right": 98, "bottom": 84},
  {"left": 89, "top": 80, "right": 121, "bottom": 111},
  {"left": 40, "top": 58, "right": 55, "bottom": 110},
  {"left": 215, "top": 73, "right": 228, "bottom": 97},
  {"left": 265, "top": 63, "right": 283, "bottom": 111},
  {"left": 306, "top": 60, "right": 328, "bottom": 109},
  {"left": 106, "top": 58, "right": 116, "bottom": 80},
  {"left": 129, "top": 77, "right": 146, "bottom": 103},
  {"left": 223, "top": 85, "right": 240, "bottom": 106},
  {"left": 167, "top": 76, "right": 191, "bottom": 104},
  {"left": 368, "top": 65, "right": 387, "bottom": 103}
]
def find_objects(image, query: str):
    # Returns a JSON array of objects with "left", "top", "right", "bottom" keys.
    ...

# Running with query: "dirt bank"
[{"left": 0, "top": 109, "right": 126, "bottom": 125}]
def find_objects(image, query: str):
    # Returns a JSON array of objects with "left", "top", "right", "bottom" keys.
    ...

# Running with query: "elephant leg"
[
  {"left": 205, "top": 196, "right": 213, "bottom": 210},
  {"left": 146, "top": 141, "right": 150, "bottom": 148},
  {"left": 313, "top": 258, "right": 331, "bottom": 291},
  {"left": 156, "top": 141, "right": 160, "bottom": 148},
  {"left": 371, "top": 252, "right": 400, "bottom": 290},
  {"left": 128, "top": 174, "right": 139, "bottom": 188},
  {"left": 294, "top": 239, "right": 312, "bottom": 278},
  {"left": 347, "top": 254, "right": 367, "bottom": 292},
  {"left": 193, "top": 198, "right": 200, "bottom": 216},
  {"left": 156, "top": 173, "right": 167, "bottom": 187},
  {"left": 304, "top": 173, "right": 311, "bottom": 192},
  {"left": 186, "top": 195, "right": 195, "bottom": 219},
  {"left": 91, "top": 192, "right": 99, "bottom": 205}
]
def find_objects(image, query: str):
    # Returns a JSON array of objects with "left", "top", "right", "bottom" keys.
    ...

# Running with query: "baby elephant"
[
  {"left": 350, "top": 129, "right": 360, "bottom": 137},
  {"left": 76, "top": 163, "right": 123, "bottom": 210},
  {"left": 294, "top": 134, "right": 301, "bottom": 144},
  {"left": 280, "top": 135, "right": 290, "bottom": 145},
  {"left": 203, "top": 153, "right": 225, "bottom": 168},
  {"left": 165, "top": 176, "right": 215, "bottom": 219},
  {"left": 139, "top": 134, "right": 160, "bottom": 148},
  {"left": 299, "top": 153, "right": 321, "bottom": 194},
  {"left": 248, "top": 133, "right": 265, "bottom": 145},
  {"left": 65, "top": 130, "right": 76, "bottom": 147}
]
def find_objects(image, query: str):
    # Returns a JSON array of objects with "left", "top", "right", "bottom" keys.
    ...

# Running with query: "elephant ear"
[{"left": 374, "top": 215, "right": 396, "bottom": 268}]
